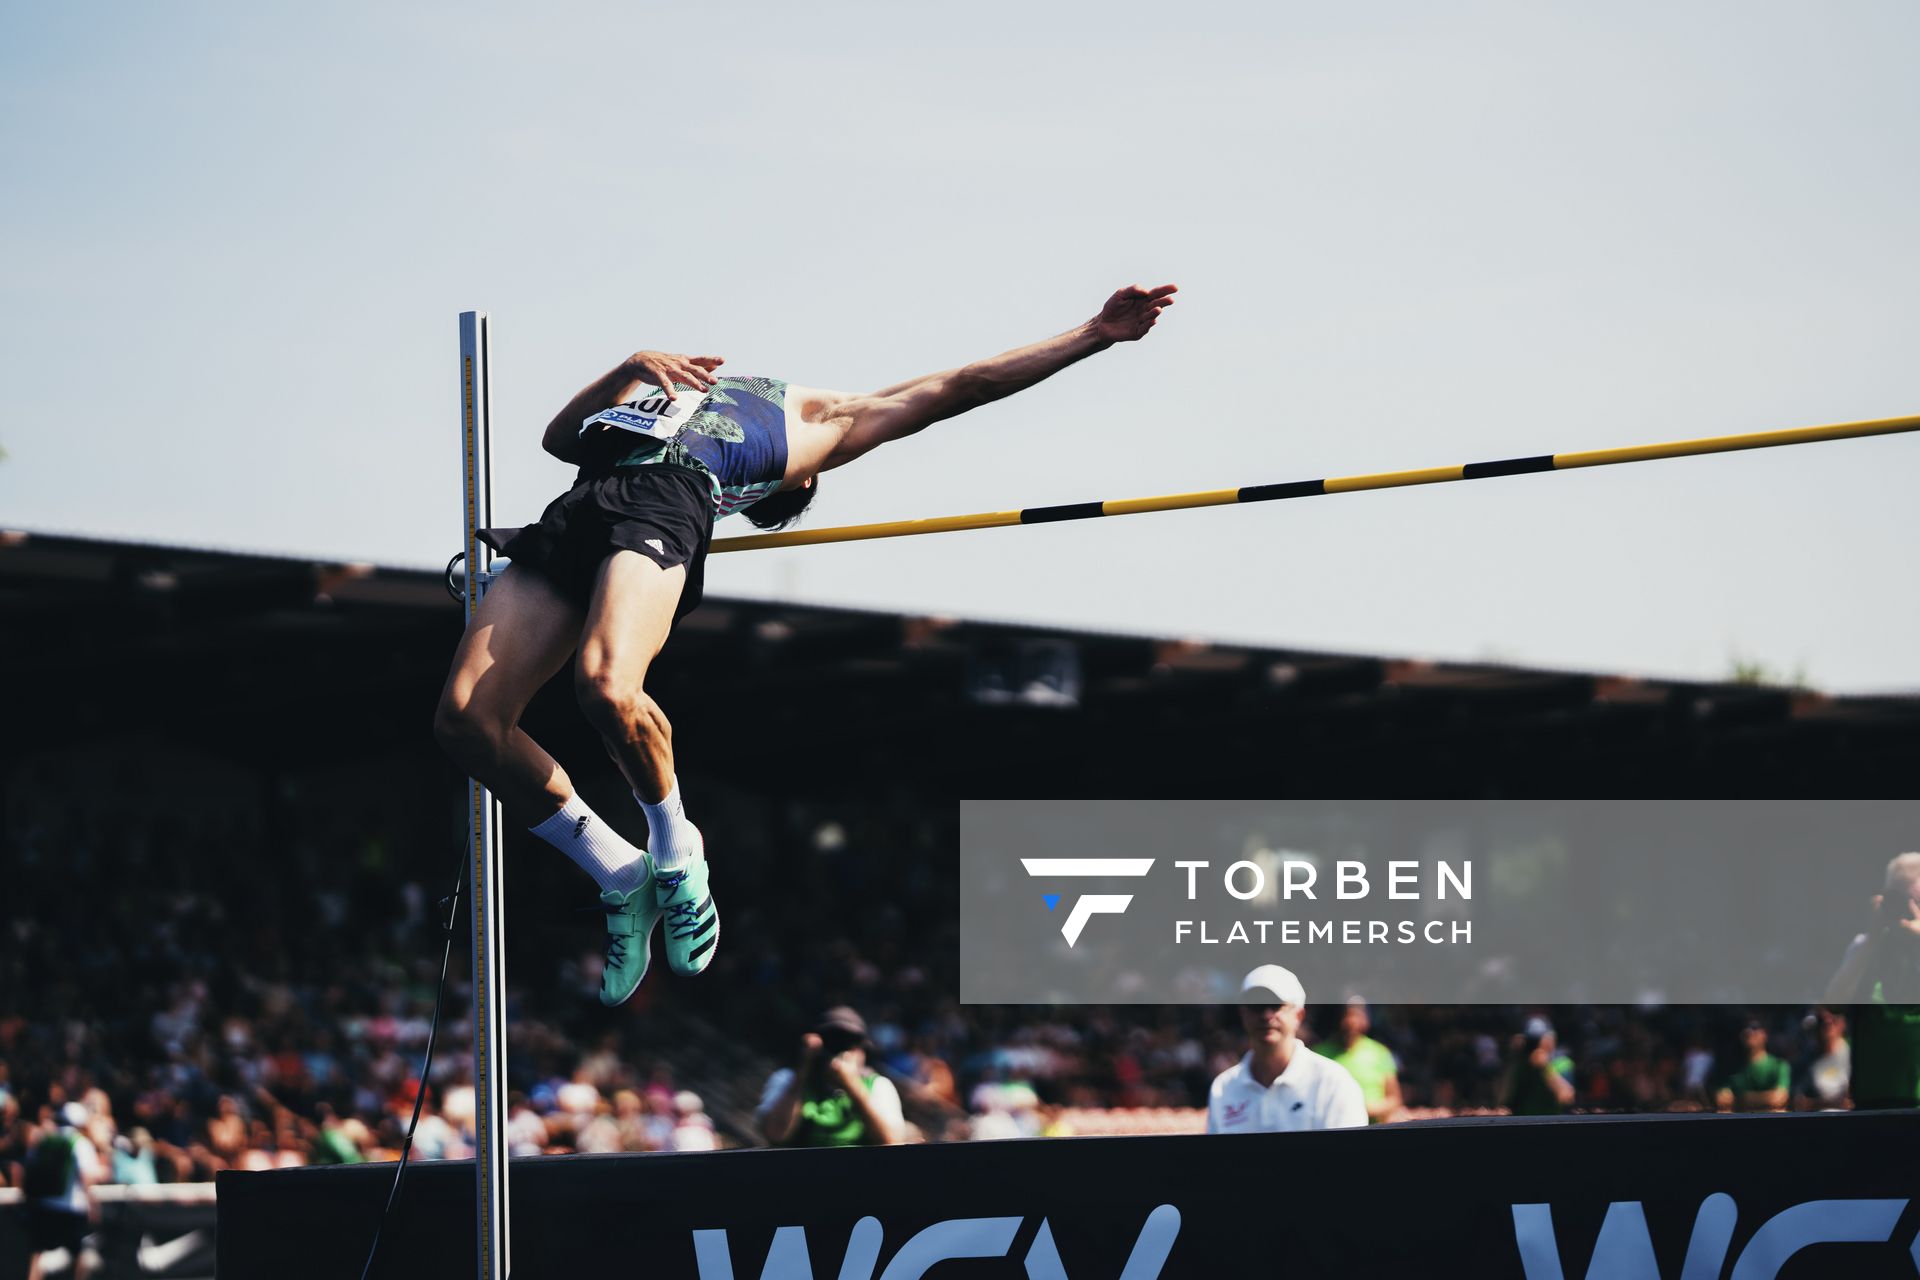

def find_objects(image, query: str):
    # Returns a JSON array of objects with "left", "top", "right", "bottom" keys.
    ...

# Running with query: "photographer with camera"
[
  {"left": 1825, "top": 852, "right": 1920, "bottom": 1110},
  {"left": 1502, "top": 1017, "right": 1577, "bottom": 1117},
  {"left": 756, "top": 1007, "right": 906, "bottom": 1148}
]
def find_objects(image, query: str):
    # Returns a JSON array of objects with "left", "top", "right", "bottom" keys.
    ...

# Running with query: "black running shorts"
[
  {"left": 28, "top": 1205, "right": 88, "bottom": 1255},
  {"left": 482, "top": 464, "right": 714, "bottom": 621}
]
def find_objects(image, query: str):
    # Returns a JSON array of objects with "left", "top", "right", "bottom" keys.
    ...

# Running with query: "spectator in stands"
[
  {"left": 601, "top": 1089, "right": 647, "bottom": 1152},
  {"left": 893, "top": 1035, "right": 961, "bottom": 1110},
  {"left": 1679, "top": 1034, "right": 1716, "bottom": 1107},
  {"left": 756, "top": 1008, "right": 905, "bottom": 1147},
  {"left": 111, "top": 1129, "right": 160, "bottom": 1185},
  {"left": 575, "top": 1095, "right": 626, "bottom": 1154},
  {"left": 638, "top": 1089, "right": 679, "bottom": 1150},
  {"left": 204, "top": 1094, "right": 246, "bottom": 1167},
  {"left": 1315, "top": 998, "right": 1403, "bottom": 1123},
  {"left": 1826, "top": 851, "right": 1920, "bottom": 1110},
  {"left": 1715, "top": 1020, "right": 1790, "bottom": 1112},
  {"left": 1502, "top": 1018, "right": 1575, "bottom": 1116},
  {"left": 1206, "top": 966, "right": 1365, "bottom": 1133},
  {"left": 968, "top": 1081, "right": 1044, "bottom": 1139},
  {"left": 1796, "top": 1008, "right": 1850, "bottom": 1111},
  {"left": 669, "top": 1091, "right": 718, "bottom": 1152},
  {"left": 311, "top": 1102, "right": 367, "bottom": 1164},
  {"left": 506, "top": 1093, "right": 549, "bottom": 1158},
  {"left": 24, "top": 1102, "right": 103, "bottom": 1280},
  {"left": 0, "top": 1086, "right": 26, "bottom": 1188}
]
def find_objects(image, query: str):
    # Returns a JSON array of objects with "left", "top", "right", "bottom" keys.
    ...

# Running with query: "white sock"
[
  {"left": 528, "top": 793, "right": 648, "bottom": 896},
  {"left": 636, "top": 779, "right": 701, "bottom": 872}
]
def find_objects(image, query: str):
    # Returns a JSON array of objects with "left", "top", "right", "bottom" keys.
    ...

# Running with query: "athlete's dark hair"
[{"left": 743, "top": 480, "right": 818, "bottom": 531}]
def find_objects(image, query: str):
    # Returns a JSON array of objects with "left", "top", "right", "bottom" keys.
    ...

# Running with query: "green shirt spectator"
[
  {"left": 1717, "top": 1022, "right": 1791, "bottom": 1111},
  {"left": 1316, "top": 1000, "right": 1403, "bottom": 1122},
  {"left": 756, "top": 1007, "right": 906, "bottom": 1148},
  {"left": 1721, "top": 1055, "right": 1791, "bottom": 1106}
]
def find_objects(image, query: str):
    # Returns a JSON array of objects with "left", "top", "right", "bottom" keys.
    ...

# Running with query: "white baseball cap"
[{"left": 1239, "top": 964, "right": 1306, "bottom": 1007}]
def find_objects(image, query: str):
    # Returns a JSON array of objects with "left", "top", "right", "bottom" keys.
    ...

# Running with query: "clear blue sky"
[{"left": 4, "top": 1, "right": 1916, "bottom": 690}]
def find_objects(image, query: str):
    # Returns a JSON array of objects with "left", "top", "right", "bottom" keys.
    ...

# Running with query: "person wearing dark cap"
[{"left": 756, "top": 1008, "right": 905, "bottom": 1148}]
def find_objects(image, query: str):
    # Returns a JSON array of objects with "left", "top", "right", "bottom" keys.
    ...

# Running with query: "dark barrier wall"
[
  {"left": 0, "top": 1193, "right": 215, "bottom": 1279},
  {"left": 219, "top": 1112, "right": 1920, "bottom": 1280}
]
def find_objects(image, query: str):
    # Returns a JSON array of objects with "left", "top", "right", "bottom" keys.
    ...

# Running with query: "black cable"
[{"left": 359, "top": 832, "right": 467, "bottom": 1280}]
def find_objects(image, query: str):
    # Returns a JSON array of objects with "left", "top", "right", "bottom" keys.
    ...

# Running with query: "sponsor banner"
[
  {"left": 217, "top": 1112, "right": 1919, "bottom": 1279},
  {"left": 959, "top": 800, "right": 1920, "bottom": 1004}
]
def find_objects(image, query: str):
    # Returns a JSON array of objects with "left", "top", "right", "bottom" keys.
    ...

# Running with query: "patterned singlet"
[{"left": 580, "top": 376, "right": 790, "bottom": 520}]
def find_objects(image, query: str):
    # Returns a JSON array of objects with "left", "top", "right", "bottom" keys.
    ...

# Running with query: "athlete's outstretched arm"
[
  {"left": 821, "top": 284, "right": 1176, "bottom": 470},
  {"left": 540, "top": 349, "right": 725, "bottom": 464}
]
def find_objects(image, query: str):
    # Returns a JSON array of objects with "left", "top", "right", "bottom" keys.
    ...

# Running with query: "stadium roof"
[{"left": 4, "top": 530, "right": 1914, "bottom": 795}]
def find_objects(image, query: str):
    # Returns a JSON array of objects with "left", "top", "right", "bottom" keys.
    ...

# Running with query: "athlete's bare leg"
[
  {"left": 575, "top": 550, "right": 717, "bottom": 976},
  {"left": 574, "top": 550, "right": 685, "bottom": 803},
  {"left": 432, "top": 565, "right": 584, "bottom": 820}
]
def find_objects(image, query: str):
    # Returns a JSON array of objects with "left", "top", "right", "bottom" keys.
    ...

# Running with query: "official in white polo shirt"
[{"left": 1206, "top": 965, "right": 1367, "bottom": 1134}]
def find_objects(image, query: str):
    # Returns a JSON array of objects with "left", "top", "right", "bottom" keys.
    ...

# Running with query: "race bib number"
[{"left": 581, "top": 386, "right": 702, "bottom": 442}]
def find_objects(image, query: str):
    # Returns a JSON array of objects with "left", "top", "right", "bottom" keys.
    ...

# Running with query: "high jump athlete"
[{"left": 432, "top": 284, "right": 1176, "bottom": 1005}]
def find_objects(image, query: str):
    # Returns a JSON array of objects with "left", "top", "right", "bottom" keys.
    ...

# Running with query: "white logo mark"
[{"left": 1021, "top": 858, "right": 1155, "bottom": 947}]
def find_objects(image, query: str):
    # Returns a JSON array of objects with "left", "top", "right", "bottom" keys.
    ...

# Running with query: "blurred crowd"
[
  {"left": 829, "top": 1000, "right": 1868, "bottom": 1139},
  {"left": 0, "top": 743, "right": 728, "bottom": 1190},
  {"left": 0, "top": 740, "right": 1902, "bottom": 1193}
]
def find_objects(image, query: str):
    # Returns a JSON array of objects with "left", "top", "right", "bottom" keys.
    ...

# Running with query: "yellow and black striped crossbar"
[{"left": 710, "top": 413, "right": 1920, "bottom": 554}]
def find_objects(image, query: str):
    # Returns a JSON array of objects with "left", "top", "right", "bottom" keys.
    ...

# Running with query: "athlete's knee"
[
  {"left": 574, "top": 669, "right": 669, "bottom": 746},
  {"left": 433, "top": 694, "right": 506, "bottom": 765}
]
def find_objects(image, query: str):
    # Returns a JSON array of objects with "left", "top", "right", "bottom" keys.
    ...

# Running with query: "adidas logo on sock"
[
  {"left": 644, "top": 538, "right": 665, "bottom": 554},
  {"left": 574, "top": 815, "right": 590, "bottom": 838}
]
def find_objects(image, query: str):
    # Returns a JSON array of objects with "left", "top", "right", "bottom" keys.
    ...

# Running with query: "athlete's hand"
[
  {"left": 1091, "top": 284, "right": 1177, "bottom": 344},
  {"left": 625, "top": 350, "right": 724, "bottom": 395}
]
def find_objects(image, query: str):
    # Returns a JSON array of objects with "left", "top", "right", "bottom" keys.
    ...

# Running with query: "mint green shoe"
[
  {"left": 654, "top": 838, "right": 718, "bottom": 977},
  {"left": 599, "top": 862, "right": 662, "bottom": 1007}
]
